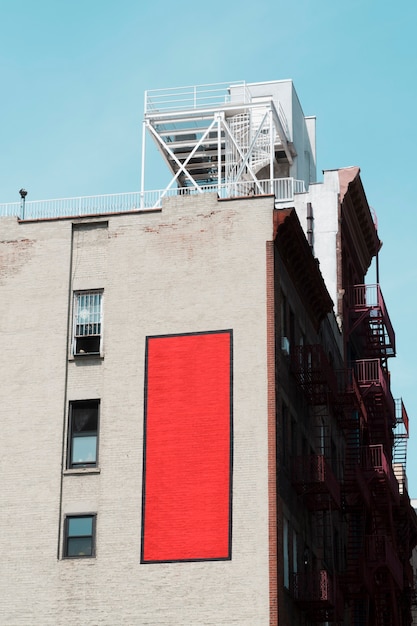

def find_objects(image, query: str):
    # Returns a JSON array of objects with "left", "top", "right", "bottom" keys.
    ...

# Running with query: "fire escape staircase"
[
  {"left": 343, "top": 445, "right": 401, "bottom": 599},
  {"left": 354, "top": 358, "right": 396, "bottom": 434},
  {"left": 361, "top": 444, "right": 400, "bottom": 506},
  {"left": 344, "top": 284, "right": 408, "bottom": 625},
  {"left": 392, "top": 398, "right": 409, "bottom": 483},
  {"left": 143, "top": 83, "right": 297, "bottom": 206},
  {"left": 290, "top": 344, "right": 344, "bottom": 622},
  {"left": 362, "top": 447, "right": 402, "bottom": 626},
  {"left": 348, "top": 284, "right": 396, "bottom": 362},
  {"left": 334, "top": 367, "right": 368, "bottom": 430}
]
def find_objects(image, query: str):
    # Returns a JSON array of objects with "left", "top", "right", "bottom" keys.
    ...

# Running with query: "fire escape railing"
[
  {"left": 354, "top": 358, "right": 395, "bottom": 424},
  {"left": 291, "top": 344, "right": 338, "bottom": 404},
  {"left": 361, "top": 444, "right": 400, "bottom": 502},
  {"left": 348, "top": 284, "right": 396, "bottom": 358},
  {"left": 365, "top": 535, "right": 403, "bottom": 590},
  {"left": 335, "top": 367, "right": 368, "bottom": 428},
  {"left": 291, "top": 454, "right": 341, "bottom": 510},
  {"left": 292, "top": 570, "right": 343, "bottom": 621}
]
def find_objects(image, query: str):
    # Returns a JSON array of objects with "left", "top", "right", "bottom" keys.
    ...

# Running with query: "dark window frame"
[
  {"left": 67, "top": 400, "right": 100, "bottom": 469},
  {"left": 63, "top": 514, "right": 96, "bottom": 559}
]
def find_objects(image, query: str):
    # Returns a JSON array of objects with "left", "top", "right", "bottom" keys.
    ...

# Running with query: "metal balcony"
[
  {"left": 335, "top": 368, "right": 368, "bottom": 428},
  {"left": 348, "top": 284, "right": 396, "bottom": 358},
  {"left": 344, "top": 451, "right": 372, "bottom": 510},
  {"left": 291, "top": 345, "right": 338, "bottom": 405},
  {"left": 365, "top": 535, "right": 403, "bottom": 590},
  {"left": 354, "top": 359, "right": 395, "bottom": 427},
  {"left": 292, "top": 455, "right": 341, "bottom": 510},
  {"left": 361, "top": 444, "right": 400, "bottom": 503},
  {"left": 292, "top": 570, "right": 343, "bottom": 622}
]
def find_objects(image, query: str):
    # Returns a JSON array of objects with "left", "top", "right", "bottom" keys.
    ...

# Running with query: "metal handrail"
[
  {"left": 354, "top": 358, "right": 396, "bottom": 422},
  {"left": 395, "top": 398, "right": 409, "bottom": 434},
  {"left": 145, "top": 81, "right": 250, "bottom": 114},
  {"left": 292, "top": 454, "right": 341, "bottom": 507},
  {"left": 355, "top": 358, "right": 389, "bottom": 395},
  {"left": 292, "top": 569, "right": 336, "bottom": 603},
  {"left": 349, "top": 284, "right": 395, "bottom": 354},
  {"left": 0, "top": 178, "right": 306, "bottom": 220},
  {"left": 361, "top": 444, "right": 400, "bottom": 499},
  {"left": 365, "top": 535, "right": 403, "bottom": 589}
]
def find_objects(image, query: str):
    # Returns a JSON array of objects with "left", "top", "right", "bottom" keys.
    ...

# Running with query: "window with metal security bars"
[
  {"left": 64, "top": 515, "right": 96, "bottom": 558},
  {"left": 73, "top": 291, "right": 103, "bottom": 355}
]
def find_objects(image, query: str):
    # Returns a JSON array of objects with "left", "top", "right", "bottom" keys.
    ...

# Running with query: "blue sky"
[{"left": 1, "top": 1, "right": 417, "bottom": 490}]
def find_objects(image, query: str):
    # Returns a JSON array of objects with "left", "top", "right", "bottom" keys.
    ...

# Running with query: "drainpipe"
[{"left": 307, "top": 202, "right": 314, "bottom": 250}]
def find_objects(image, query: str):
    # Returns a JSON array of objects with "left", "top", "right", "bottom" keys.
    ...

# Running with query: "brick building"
[{"left": 0, "top": 80, "right": 416, "bottom": 625}]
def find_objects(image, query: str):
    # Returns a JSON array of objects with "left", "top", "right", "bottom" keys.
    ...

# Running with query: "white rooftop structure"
[
  {"left": 142, "top": 79, "right": 316, "bottom": 207},
  {"left": 0, "top": 80, "right": 316, "bottom": 220}
]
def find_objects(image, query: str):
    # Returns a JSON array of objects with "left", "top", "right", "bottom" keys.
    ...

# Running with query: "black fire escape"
[
  {"left": 288, "top": 282, "right": 417, "bottom": 625},
  {"left": 290, "top": 344, "right": 344, "bottom": 623},
  {"left": 344, "top": 282, "right": 416, "bottom": 626}
]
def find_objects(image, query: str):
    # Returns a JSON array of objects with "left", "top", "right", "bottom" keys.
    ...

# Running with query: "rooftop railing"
[
  {"left": 0, "top": 178, "right": 305, "bottom": 220},
  {"left": 145, "top": 81, "right": 250, "bottom": 114}
]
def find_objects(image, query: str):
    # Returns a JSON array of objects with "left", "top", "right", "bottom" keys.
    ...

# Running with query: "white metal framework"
[{"left": 141, "top": 82, "right": 299, "bottom": 209}]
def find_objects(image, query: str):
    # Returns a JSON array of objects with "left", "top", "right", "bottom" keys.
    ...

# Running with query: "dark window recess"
[
  {"left": 64, "top": 515, "right": 96, "bottom": 558},
  {"left": 68, "top": 400, "right": 99, "bottom": 468},
  {"left": 75, "top": 334, "right": 101, "bottom": 354}
]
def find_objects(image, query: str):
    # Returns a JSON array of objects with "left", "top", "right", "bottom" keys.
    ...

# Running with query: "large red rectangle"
[{"left": 141, "top": 330, "right": 233, "bottom": 562}]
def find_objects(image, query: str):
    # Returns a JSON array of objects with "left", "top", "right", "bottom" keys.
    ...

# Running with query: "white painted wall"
[
  {"left": 293, "top": 170, "right": 341, "bottom": 319},
  {"left": 230, "top": 80, "right": 317, "bottom": 188}
]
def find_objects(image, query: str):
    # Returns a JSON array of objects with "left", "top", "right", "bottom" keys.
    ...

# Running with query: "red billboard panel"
[{"left": 142, "top": 330, "right": 233, "bottom": 562}]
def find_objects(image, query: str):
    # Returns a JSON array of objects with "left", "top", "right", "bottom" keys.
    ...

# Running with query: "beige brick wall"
[{"left": 0, "top": 193, "right": 275, "bottom": 625}]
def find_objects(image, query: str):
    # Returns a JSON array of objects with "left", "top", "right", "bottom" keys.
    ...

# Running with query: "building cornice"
[{"left": 274, "top": 208, "right": 333, "bottom": 331}]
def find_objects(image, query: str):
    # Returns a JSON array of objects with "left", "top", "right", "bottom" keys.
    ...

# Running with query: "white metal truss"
[{"left": 141, "top": 82, "right": 293, "bottom": 209}]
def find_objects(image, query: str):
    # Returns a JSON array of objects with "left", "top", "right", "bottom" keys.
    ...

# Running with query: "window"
[
  {"left": 281, "top": 402, "right": 289, "bottom": 469},
  {"left": 293, "top": 530, "right": 298, "bottom": 575},
  {"left": 283, "top": 517, "right": 289, "bottom": 588},
  {"left": 67, "top": 400, "right": 99, "bottom": 468},
  {"left": 280, "top": 290, "right": 288, "bottom": 336},
  {"left": 73, "top": 290, "right": 103, "bottom": 355},
  {"left": 64, "top": 515, "right": 96, "bottom": 558}
]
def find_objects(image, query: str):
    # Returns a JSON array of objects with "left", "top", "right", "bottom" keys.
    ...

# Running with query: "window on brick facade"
[
  {"left": 283, "top": 517, "right": 289, "bottom": 588},
  {"left": 67, "top": 400, "right": 99, "bottom": 468},
  {"left": 281, "top": 402, "right": 289, "bottom": 469},
  {"left": 293, "top": 530, "right": 298, "bottom": 575},
  {"left": 64, "top": 515, "right": 96, "bottom": 558},
  {"left": 72, "top": 290, "right": 103, "bottom": 355}
]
